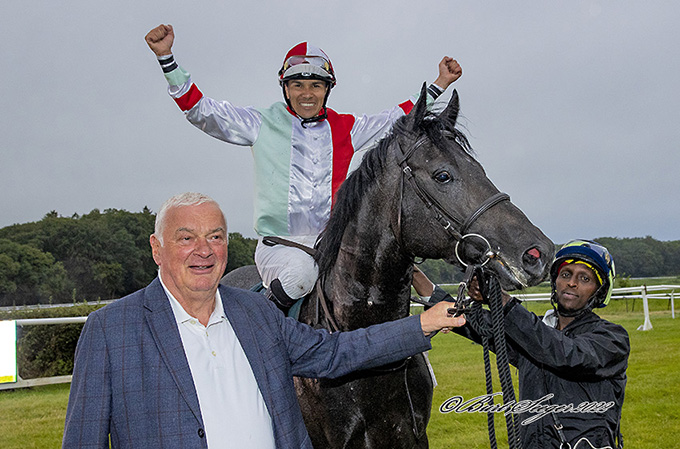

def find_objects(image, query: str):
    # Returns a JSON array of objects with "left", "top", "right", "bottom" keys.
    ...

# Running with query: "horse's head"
[{"left": 393, "top": 85, "right": 554, "bottom": 290}]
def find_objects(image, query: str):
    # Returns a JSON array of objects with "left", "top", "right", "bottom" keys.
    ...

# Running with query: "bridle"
[
  {"left": 394, "top": 133, "right": 527, "bottom": 447},
  {"left": 315, "top": 132, "right": 511, "bottom": 330},
  {"left": 393, "top": 134, "right": 510, "bottom": 266}
]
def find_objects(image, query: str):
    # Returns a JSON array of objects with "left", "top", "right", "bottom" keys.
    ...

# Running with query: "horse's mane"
[{"left": 315, "top": 111, "right": 473, "bottom": 278}]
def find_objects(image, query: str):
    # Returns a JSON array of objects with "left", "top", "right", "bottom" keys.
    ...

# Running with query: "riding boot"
[{"left": 266, "top": 278, "right": 297, "bottom": 313}]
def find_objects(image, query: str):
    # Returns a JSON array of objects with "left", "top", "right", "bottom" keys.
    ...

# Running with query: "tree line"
[
  {"left": 0, "top": 208, "right": 678, "bottom": 306},
  {"left": 0, "top": 208, "right": 256, "bottom": 307}
]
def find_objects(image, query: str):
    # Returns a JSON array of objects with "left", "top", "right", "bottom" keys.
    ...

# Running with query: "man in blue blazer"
[{"left": 62, "top": 192, "right": 465, "bottom": 449}]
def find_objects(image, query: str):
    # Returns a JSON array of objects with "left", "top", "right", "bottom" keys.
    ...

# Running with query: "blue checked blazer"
[{"left": 62, "top": 278, "right": 431, "bottom": 448}]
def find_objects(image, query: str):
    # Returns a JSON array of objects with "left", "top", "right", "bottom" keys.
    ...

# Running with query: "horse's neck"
[{"left": 324, "top": 218, "right": 414, "bottom": 330}]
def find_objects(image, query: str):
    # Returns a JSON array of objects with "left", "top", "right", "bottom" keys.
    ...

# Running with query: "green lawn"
[
  {"left": 427, "top": 304, "right": 680, "bottom": 448},
  {"left": 0, "top": 382, "right": 71, "bottom": 448},
  {"left": 0, "top": 303, "right": 678, "bottom": 448}
]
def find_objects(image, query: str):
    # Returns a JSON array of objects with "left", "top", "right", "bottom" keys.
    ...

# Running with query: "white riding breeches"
[{"left": 254, "top": 235, "right": 319, "bottom": 300}]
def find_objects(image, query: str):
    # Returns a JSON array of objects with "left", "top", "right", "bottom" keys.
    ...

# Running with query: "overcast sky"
[{"left": 2, "top": 1, "right": 679, "bottom": 245}]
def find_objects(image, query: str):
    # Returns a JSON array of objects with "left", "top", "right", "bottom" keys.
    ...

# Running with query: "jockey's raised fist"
[{"left": 145, "top": 24, "right": 174, "bottom": 57}]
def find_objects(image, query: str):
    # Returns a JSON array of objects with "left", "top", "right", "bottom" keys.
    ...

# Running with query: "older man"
[{"left": 62, "top": 192, "right": 465, "bottom": 449}]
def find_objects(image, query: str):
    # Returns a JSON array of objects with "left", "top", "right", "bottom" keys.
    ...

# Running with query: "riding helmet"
[{"left": 278, "top": 42, "right": 336, "bottom": 87}]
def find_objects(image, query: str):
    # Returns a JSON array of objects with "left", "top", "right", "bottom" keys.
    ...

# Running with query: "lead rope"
[
  {"left": 487, "top": 275, "right": 521, "bottom": 449},
  {"left": 460, "top": 266, "right": 521, "bottom": 449}
]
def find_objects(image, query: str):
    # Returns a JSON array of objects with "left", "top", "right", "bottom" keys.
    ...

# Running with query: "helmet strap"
[{"left": 299, "top": 107, "right": 328, "bottom": 127}]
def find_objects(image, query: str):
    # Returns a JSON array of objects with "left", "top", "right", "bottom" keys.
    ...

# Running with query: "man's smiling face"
[
  {"left": 285, "top": 79, "right": 328, "bottom": 118},
  {"left": 150, "top": 202, "right": 228, "bottom": 302}
]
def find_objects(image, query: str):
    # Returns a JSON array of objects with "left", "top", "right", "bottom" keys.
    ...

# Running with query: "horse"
[{"left": 222, "top": 86, "right": 554, "bottom": 448}]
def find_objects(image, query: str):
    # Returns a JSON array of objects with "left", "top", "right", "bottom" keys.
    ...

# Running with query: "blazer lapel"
[{"left": 143, "top": 278, "right": 203, "bottom": 424}]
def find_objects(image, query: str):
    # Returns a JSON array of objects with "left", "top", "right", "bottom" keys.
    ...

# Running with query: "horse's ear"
[
  {"left": 441, "top": 89, "right": 460, "bottom": 129},
  {"left": 407, "top": 82, "right": 429, "bottom": 128}
]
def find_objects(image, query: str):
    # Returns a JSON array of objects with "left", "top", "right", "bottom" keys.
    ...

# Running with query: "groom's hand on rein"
[
  {"left": 467, "top": 277, "right": 485, "bottom": 303},
  {"left": 468, "top": 276, "right": 512, "bottom": 306},
  {"left": 420, "top": 301, "right": 466, "bottom": 336}
]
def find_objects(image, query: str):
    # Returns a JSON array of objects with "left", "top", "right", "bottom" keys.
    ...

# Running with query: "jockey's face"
[
  {"left": 554, "top": 263, "right": 599, "bottom": 312},
  {"left": 284, "top": 79, "right": 328, "bottom": 118}
]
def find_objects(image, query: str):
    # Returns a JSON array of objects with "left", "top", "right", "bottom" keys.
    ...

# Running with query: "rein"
[
  {"left": 262, "top": 236, "right": 317, "bottom": 257},
  {"left": 308, "top": 132, "right": 519, "bottom": 443},
  {"left": 312, "top": 279, "right": 341, "bottom": 332},
  {"left": 393, "top": 130, "right": 522, "bottom": 446}
]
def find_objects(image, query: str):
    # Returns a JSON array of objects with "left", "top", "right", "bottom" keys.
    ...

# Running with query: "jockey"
[{"left": 145, "top": 24, "right": 463, "bottom": 310}]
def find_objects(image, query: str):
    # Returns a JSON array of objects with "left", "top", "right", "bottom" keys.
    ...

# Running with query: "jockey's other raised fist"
[
  {"left": 434, "top": 56, "right": 462, "bottom": 90},
  {"left": 145, "top": 24, "right": 174, "bottom": 57}
]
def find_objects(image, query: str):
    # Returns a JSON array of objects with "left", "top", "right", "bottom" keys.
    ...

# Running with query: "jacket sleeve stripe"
[
  {"left": 174, "top": 84, "right": 204, "bottom": 112},
  {"left": 398, "top": 100, "right": 414, "bottom": 115}
]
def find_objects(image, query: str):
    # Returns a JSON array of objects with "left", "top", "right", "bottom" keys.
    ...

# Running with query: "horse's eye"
[{"left": 433, "top": 170, "right": 452, "bottom": 183}]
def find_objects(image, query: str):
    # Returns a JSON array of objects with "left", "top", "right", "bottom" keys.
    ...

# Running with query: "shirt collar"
[
  {"left": 542, "top": 308, "right": 558, "bottom": 328},
  {"left": 159, "top": 275, "right": 225, "bottom": 326}
]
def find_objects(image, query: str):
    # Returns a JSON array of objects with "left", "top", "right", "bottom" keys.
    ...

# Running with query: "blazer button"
[{"left": 198, "top": 428, "right": 205, "bottom": 438}]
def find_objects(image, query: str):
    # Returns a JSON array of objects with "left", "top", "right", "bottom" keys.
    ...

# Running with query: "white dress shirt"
[{"left": 161, "top": 278, "right": 276, "bottom": 448}]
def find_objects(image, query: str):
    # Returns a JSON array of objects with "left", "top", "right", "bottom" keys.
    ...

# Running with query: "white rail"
[
  {"left": 0, "top": 317, "right": 88, "bottom": 391},
  {"left": 511, "top": 285, "right": 680, "bottom": 302},
  {"left": 2, "top": 286, "right": 678, "bottom": 390},
  {"left": 0, "top": 299, "right": 115, "bottom": 313}
]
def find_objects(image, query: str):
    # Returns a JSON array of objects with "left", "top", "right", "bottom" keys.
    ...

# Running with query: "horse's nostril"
[
  {"left": 527, "top": 248, "right": 541, "bottom": 259},
  {"left": 523, "top": 247, "right": 541, "bottom": 264}
]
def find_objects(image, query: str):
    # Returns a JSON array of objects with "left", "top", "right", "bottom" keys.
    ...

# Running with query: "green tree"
[
  {"left": 226, "top": 232, "right": 257, "bottom": 273},
  {"left": 0, "top": 253, "right": 20, "bottom": 295},
  {"left": 597, "top": 236, "right": 677, "bottom": 277},
  {"left": 417, "top": 259, "right": 464, "bottom": 284},
  {"left": 93, "top": 262, "right": 125, "bottom": 298},
  {"left": 0, "top": 239, "right": 71, "bottom": 306},
  {"left": 0, "top": 208, "right": 262, "bottom": 305},
  {"left": 0, "top": 208, "right": 157, "bottom": 303}
]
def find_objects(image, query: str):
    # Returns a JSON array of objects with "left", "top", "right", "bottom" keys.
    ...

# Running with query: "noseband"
[{"left": 394, "top": 135, "right": 510, "bottom": 265}]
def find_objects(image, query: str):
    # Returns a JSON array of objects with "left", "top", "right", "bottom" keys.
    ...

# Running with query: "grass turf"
[
  {"left": 426, "top": 302, "right": 679, "bottom": 448},
  {"left": 0, "top": 301, "right": 677, "bottom": 448}
]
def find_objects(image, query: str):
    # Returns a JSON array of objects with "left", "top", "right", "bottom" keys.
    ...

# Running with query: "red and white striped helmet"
[{"left": 278, "top": 42, "right": 336, "bottom": 87}]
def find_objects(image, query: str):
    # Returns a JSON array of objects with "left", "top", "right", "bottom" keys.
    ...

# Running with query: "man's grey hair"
[{"left": 154, "top": 192, "right": 227, "bottom": 245}]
